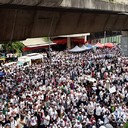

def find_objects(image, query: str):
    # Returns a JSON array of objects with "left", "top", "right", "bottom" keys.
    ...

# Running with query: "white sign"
[{"left": 109, "top": 86, "right": 116, "bottom": 93}]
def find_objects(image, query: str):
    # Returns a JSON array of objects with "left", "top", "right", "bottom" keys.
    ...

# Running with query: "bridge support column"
[
  {"left": 120, "top": 31, "right": 128, "bottom": 57},
  {"left": 67, "top": 37, "right": 71, "bottom": 49}
]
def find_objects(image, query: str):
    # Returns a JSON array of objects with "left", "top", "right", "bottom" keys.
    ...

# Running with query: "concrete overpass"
[{"left": 0, "top": 0, "right": 128, "bottom": 41}]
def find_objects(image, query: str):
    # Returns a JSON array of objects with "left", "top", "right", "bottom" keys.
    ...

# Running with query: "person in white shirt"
[
  {"left": 43, "top": 113, "right": 50, "bottom": 127},
  {"left": 95, "top": 104, "right": 102, "bottom": 122},
  {"left": 74, "top": 121, "right": 82, "bottom": 128},
  {"left": 10, "top": 116, "right": 17, "bottom": 128},
  {"left": 87, "top": 102, "right": 94, "bottom": 118},
  {"left": 30, "top": 115, "right": 37, "bottom": 128},
  {"left": 50, "top": 109, "right": 58, "bottom": 121}
]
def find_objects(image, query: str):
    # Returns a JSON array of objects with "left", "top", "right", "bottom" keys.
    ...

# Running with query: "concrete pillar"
[
  {"left": 120, "top": 31, "right": 128, "bottom": 57},
  {"left": 67, "top": 37, "right": 71, "bottom": 49}
]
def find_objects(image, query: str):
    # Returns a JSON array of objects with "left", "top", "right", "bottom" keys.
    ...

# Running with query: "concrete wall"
[
  {"left": 121, "top": 31, "right": 128, "bottom": 57},
  {"left": 0, "top": 7, "right": 128, "bottom": 42},
  {"left": 0, "top": 0, "right": 128, "bottom": 12},
  {"left": 121, "top": 36, "right": 128, "bottom": 57},
  {"left": 0, "top": 0, "right": 128, "bottom": 41},
  {"left": 102, "top": 0, "right": 128, "bottom": 4},
  {"left": 61, "top": 0, "right": 128, "bottom": 12},
  {"left": 0, "top": 0, "right": 63, "bottom": 7}
]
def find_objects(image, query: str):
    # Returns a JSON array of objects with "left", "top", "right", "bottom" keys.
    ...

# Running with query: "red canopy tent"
[
  {"left": 104, "top": 42, "right": 114, "bottom": 48},
  {"left": 95, "top": 42, "right": 104, "bottom": 48}
]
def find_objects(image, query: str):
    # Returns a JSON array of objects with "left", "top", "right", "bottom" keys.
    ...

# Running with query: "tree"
[{"left": 1, "top": 41, "right": 24, "bottom": 55}]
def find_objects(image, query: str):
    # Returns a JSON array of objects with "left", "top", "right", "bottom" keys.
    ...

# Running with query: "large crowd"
[{"left": 0, "top": 46, "right": 128, "bottom": 128}]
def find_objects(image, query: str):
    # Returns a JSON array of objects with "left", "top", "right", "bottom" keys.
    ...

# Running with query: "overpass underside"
[{"left": 0, "top": 5, "right": 128, "bottom": 42}]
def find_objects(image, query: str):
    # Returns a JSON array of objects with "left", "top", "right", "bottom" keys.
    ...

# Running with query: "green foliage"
[
  {"left": 12, "top": 41, "right": 24, "bottom": 53},
  {"left": 124, "top": 122, "right": 128, "bottom": 128},
  {"left": 2, "top": 41, "right": 24, "bottom": 54},
  {"left": 43, "top": 37, "right": 52, "bottom": 43},
  {"left": 43, "top": 37, "right": 49, "bottom": 42}
]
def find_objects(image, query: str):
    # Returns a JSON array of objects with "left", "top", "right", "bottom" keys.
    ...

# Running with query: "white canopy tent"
[
  {"left": 69, "top": 45, "right": 84, "bottom": 52},
  {"left": 81, "top": 45, "right": 90, "bottom": 51}
]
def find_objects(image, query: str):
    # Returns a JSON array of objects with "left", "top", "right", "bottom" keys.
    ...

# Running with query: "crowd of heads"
[{"left": 0, "top": 46, "right": 128, "bottom": 128}]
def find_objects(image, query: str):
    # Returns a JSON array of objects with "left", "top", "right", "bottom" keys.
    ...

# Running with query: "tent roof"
[
  {"left": 81, "top": 45, "right": 88, "bottom": 49},
  {"left": 69, "top": 45, "right": 84, "bottom": 52},
  {"left": 81, "top": 45, "right": 90, "bottom": 50},
  {"left": 22, "top": 38, "right": 56, "bottom": 48},
  {"left": 86, "top": 44, "right": 93, "bottom": 49}
]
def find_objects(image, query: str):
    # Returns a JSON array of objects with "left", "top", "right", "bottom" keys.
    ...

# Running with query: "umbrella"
[
  {"left": 95, "top": 42, "right": 104, "bottom": 48},
  {"left": 104, "top": 42, "right": 114, "bottom": 48}
]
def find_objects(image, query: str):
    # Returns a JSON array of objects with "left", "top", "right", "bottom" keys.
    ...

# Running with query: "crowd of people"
[{"left": 0, "top": 46, "right": 128, "bottom": 128}]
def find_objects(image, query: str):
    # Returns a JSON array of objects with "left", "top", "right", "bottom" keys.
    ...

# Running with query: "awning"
[
  {"left": 22, "top": 38, "right": 56, "bottom": 51},
  {"left": 27, "top": 53, "right": 43, "bottom": 60}
]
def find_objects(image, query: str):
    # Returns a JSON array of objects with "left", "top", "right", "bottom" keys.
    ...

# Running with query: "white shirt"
[
  {"left": 51, "top": 110, "right": 58, "bottom": 120},
  {"left": 96, "top": 106, "right": 102, "bottom": 116},
  {"left": 30, "top": 116, "right": 37, "bottom": 126},
  {"left": 99, "top": 126, "right": 106, "bottom": 128},
  {"left": 10, "top": 120, "right": 17, "bottom": 128},
  {"left": 44, "top": 115, "right": 50, "bottom": 126},
  {"left": 74, "top": 123, "right": 82, "bottom": 128},
  {"left": 103, "top": 115, "right": 109, "bottom": 124}
]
